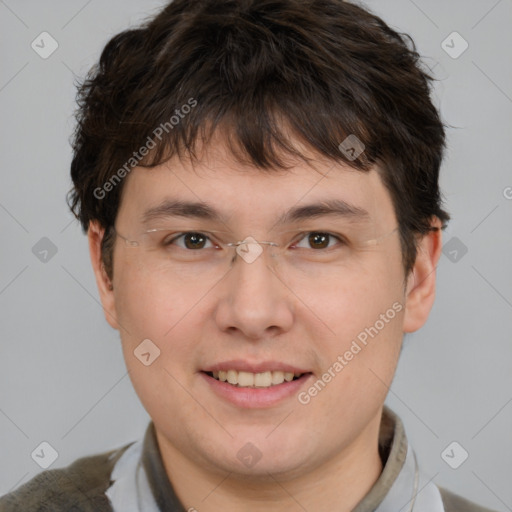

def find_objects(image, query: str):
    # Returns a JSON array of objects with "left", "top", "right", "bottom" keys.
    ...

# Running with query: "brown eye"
[
  {"left": 292, "top": 232, "right": 345, "bottom": 251},
  {"left": 165, "top": 232, "right": 214, "bottom": 250},
  {"left": 308, "top": 232, "right": 330, "bottom": 249},
  {"left": 183, "top": 233, "right": 208, "bottom": 249}
]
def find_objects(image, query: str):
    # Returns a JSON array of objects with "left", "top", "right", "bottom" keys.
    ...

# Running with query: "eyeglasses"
[{"left": 112, "top": 222, "right": 399, "bottom": 286}]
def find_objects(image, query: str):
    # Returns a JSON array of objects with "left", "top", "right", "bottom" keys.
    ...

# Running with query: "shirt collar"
[{"left": 106, "top": 406, "right": 445, "bottom": 511}]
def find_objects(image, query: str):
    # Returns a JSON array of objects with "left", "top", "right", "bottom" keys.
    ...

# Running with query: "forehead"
[{"left": 116, "top": 147, "right": 397, "bottom": 231}]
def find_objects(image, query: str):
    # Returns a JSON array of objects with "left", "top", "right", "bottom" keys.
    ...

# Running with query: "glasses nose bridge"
[{"left": 226, "top": 236, "right": 280, "bottom": 266}]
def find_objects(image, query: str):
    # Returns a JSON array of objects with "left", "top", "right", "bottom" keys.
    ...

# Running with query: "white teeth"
[
  {"left": 254, "top": 371, "right": 272, "bottom": 387},
  {"left": 227, "top": 370, "right": 238, "bottom": 385},
  {"left": 271, "top": 371, "right": 284, "bottom": 385},
  {"left": 237, "top": 371, "right": 255, "bottom": 387},
  {"left": 210, "top": 369, "right": 304, "bottom": 388}
]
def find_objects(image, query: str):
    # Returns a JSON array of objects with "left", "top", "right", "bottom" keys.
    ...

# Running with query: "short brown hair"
[{"left": 67, "top": 0, "right": 450, "bottom": 280}]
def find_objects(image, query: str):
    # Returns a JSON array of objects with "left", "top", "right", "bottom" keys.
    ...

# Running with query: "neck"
[{"left": 156, "top": 410, "right": 385, "bottom": 512}]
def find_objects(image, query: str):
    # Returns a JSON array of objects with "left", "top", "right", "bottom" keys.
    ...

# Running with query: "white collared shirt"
[{"left": 105, "top": 407, "right": 445, "bottom": 512}]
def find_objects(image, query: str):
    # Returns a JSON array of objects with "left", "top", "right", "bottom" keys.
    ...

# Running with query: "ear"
[
  {"left": 88, "top": 221, "right": 119, "bottom": 330},
  {"left": 402, "top": 218, "right": 443, "bottom": 333}
]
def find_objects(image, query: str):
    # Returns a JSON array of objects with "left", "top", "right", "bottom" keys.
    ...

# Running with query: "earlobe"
[
  {"left": 402, "top": 220, "right": 443, "bottom": 333},
  {"left": 87, "top": 221, "right": 119, "bottom": 330}
]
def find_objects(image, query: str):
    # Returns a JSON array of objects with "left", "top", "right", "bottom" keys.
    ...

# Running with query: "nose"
[{"left": 213, "top": 244, "right": 294, "bottom": 340}]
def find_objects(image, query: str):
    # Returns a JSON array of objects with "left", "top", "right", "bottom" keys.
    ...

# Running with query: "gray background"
[{"left": 0, "top": 0, "right": 511, "bottom": 510}]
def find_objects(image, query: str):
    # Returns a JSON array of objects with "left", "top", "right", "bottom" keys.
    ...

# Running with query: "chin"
[
  {"left": 214, "top": 456, "right": 309, "bottom": 481},
  {"left": 196, "top": 434, "right": 315, "bottom": 480}
]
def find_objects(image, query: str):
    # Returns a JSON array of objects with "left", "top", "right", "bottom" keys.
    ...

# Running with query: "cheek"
[
  {"left": 112, "top": 267, "right": 202, "bottom": 415},
  {"left": 306, "top": 250, "right": 405, "bottom": 380},
  {"left": 312, "top": 259, "right": 404, "bottom": 337},
  {"left": 113, "top": 258, "right": 199, "bottom": 338},
  {"left": 112, "top": 263, "right": 206, "bottom": 391},
  {"left": 299, "top": 275, "right": 404, "bottom": 439}
]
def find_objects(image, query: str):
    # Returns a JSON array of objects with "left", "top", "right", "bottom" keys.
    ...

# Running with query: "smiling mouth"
[{"left": 204, "top": 370, "right": 309, "bottom": 388}]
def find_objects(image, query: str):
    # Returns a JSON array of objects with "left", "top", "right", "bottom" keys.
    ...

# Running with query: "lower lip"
[{"left": 200, "top": 372, "right": 312, "bottom": 408}]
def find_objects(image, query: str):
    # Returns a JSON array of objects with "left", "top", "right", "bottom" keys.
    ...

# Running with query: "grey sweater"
[{"left": 0, "top": 408, "right": 498, "bottom": 511}]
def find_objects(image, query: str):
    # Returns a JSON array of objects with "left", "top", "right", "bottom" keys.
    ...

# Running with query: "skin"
[{"left": 88, "top": 134, "right": 442, "bottom": 512}]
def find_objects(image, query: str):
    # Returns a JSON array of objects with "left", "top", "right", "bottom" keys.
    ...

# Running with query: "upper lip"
[{"left": 202, "top": 360, "right": 310, "bottom": 374}]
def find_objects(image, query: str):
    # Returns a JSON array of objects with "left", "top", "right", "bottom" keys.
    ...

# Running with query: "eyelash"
[{"left": 165, "top": 231, "right": 347, "bottom": 251}]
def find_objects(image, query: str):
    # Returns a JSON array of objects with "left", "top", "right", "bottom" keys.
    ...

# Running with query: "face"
[{"left": 90, "top": 137, "right": 440, "bottom": 481}]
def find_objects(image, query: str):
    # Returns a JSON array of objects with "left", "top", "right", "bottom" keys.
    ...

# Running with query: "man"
[{"left": 0, "top": 0, "right": 498, "bottom": 510}]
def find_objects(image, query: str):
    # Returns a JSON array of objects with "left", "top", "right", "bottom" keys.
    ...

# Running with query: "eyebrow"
[{"left": 141, "top": 198, "right": 371, "bottom": 226}]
